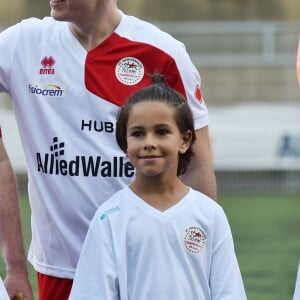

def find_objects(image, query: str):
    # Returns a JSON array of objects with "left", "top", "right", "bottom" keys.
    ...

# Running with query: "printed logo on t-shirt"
[
  {"left": 40, "top": 56, "right": 56, "bottom": 75},
  {"left": 183, "top": 226, "right": 206, "bottom": 254},
  {"left": 29, "top": 83, "right": 66, "bottom": 98},
  {"left": 115, "top": 57, "right": 144, "bottom": 85},
  {"left": 100, "top": 206, "right": 120, "bottom": 220}
]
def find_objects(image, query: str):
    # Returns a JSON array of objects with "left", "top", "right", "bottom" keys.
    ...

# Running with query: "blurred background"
[{"left": 0, "top": 1, "right": 299, "bottom": 299}]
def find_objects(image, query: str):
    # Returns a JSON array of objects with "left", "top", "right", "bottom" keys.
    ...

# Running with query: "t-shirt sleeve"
[
  {"left": 209, "top": 206, "right": 247, "bottom": 300},
  {"left": 69, "top": 209, "right": 119, "bottom": 300},
  {"left": 173, "top": 43, "right": 209, "bottom": 130}
]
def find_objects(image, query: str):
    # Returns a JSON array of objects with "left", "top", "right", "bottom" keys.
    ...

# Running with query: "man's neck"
[{"left": 69, "top": 9, "right": 121, "bottom": 51}]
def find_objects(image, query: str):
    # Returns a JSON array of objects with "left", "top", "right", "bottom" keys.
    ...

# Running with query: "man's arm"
[
  {"left": 0, "top": 136, "right": 34, "bottom": 299},
  {"left": 181, "top": 126, "right": 217, "bottom": 200}
]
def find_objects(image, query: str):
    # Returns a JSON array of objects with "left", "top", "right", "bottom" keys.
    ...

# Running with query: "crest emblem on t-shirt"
[
  {"left": 40, "top": 56, "right": 56, "bottom": 75},
  {"left": 184, "top": 226, "right": 206, "bottom": 254},
  {"left": 115, "top": 57, "right": 144, "bottom": 85}
]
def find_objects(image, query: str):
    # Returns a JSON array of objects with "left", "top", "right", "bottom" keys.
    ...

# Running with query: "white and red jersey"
[
  {"left": 70, "top": 187, "right": 247, "bottom": 300},
  {"left": 0, "top": 11, "right": 208, "bottom": 278}
]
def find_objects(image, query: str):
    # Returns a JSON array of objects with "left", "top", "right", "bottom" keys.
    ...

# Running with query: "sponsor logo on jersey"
[
  {"left": 81, "top": 120, "right": 114, "bottom": 133},
  {"left": 115, "top": 57, "right": 144, "bottom": 85},
  {"left": 40, "top": 56, "right": 56, "bottom": 75},
  {"left": 183, "top": 226, "right": 206, "bottom": 254},
  {"left": 36, "top": 137, "right": 135, "bottom": 177},
  {"left": 29, "top": 83, "right": 65, "bottom": 98}
]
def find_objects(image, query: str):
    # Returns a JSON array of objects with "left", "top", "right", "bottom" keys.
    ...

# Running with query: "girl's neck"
[{"left": 130, "top": 177, "right": 189, "bottom": 212}]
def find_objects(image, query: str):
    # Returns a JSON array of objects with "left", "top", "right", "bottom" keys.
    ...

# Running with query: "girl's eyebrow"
[
  {"left": 129, "top": 123, "right": 171, "bottom": 129},
  {"left": 128, "top": 125, "right": 144, "bottom": 130},
  {"left": 154, "top": 123, "right": 173, "bottom": 128}
]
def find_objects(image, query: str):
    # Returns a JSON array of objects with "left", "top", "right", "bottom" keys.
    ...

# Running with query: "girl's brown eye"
[
  {"left": 131, "top": 130, "right": 144, "bottom": 138},
  {"left": 157, "top": 128, "right": 170, "bottom": 136}
]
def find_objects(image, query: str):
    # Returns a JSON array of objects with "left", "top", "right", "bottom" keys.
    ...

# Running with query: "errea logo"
[{"left": 40, "top": 56, "right": 56, "bottom": 75}]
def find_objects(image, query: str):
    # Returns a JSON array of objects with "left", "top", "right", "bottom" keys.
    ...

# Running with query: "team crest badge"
[
  {"left": 115, "top": 57, "right": 144, "bottom": 85},
  {"left": 184, "top": 226, "right": 206, "bottom": 254}
]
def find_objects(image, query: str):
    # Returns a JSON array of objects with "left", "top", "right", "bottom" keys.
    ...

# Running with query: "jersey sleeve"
[
  {"left": 69, "top": 209, "right": 120, "bottom": 300},
  {"left": 209, "top": 207, "right": 247, "bottom": 300},
  {"left": 172, "top": 43, "right": 209, "bottom": 130},
  {"left": 0, "top": 23, "right": 21, "bottom": 93}
]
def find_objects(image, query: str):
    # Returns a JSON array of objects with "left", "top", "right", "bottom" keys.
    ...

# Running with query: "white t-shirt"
[
  {"left": 0, "top": 11, "right": 208, "bottom": 278},
  {"left": 70, "top": 187, "right": 247, "bottom": 300},
  {"left": 0, "top": 277, "right": 9, "bottom": 300},
  {"left": 294, "top": 261, "right": 300, "bottom": 300}
]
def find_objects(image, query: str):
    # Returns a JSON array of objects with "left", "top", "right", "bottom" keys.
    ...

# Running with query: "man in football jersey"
[{"left": 0, "top": 0, "right": 217, "bottom": 299}]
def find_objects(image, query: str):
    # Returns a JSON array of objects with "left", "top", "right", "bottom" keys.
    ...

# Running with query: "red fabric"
[
  {"left": 37, "top": 273, "right": 73, "bottom": 300},
  {"left": 0, "top": 127, "right": 2, "bottom": 138},
  {"left": 297, "top": 38, "right": 300, "bottom": 86},
  {"left": 85, "top": 33, "right": 187, "bottom": 107}
]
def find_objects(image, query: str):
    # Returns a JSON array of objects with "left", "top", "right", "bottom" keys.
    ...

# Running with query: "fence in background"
[{"left": 157, "top": 21, "right": 300, "bottom": 106}]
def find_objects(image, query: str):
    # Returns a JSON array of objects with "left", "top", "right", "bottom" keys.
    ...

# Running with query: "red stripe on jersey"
[
  {"left": 0, "top": 127, "right": 2, "bottom": 138},
  {"left": 85, "top": 33, "right": 186, "bottom": 107}
]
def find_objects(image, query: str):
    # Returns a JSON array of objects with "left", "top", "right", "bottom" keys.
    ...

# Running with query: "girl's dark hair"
[{"left": 116, "top": 74, "right": 196, "bottom": 176}]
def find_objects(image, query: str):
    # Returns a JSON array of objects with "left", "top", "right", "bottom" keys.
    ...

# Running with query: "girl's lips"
[
  {"left": 139, "top": 155, "right": 161, "bottom": 159},
  {"left": 139, "top": 156, "right": 162, "bottom": 162}
]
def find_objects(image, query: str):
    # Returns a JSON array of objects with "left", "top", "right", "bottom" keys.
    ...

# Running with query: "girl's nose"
[
  {"left": 144, "top": 144, "right": 155, "bottom": 150},
  {"left": 143, "top": 135, "right": 156, "bottom": 150}
]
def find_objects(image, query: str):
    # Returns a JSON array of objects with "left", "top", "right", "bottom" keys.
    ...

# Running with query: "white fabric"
[
  {"left": 294, "top": 261, "right": 300, "bottom": 300},
  {"left": 0, "top": 277, "right": 9, "bottom": 300},
  {"left": 0, "top": 11, "right": 208, "bottom": 278},
  {"left": 70, "top": 187, "right": 247, "bottom": 300}
]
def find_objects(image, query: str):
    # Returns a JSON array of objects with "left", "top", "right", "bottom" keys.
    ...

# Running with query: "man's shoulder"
[
  {"left": 11, "top": 17, "right": 68, "bottom": 46},
  {"left": 119, "top": 12, "right": 183, "bottom": 49},
  {"left": 20, "top": 16, "right": 64, "bottom": 31}
]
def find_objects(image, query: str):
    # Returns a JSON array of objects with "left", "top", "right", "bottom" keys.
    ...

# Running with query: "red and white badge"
[
  {"left": 184, "top": 226, "right": 206, "bottom": 254},
  {"left": 115, "top": 57, "right": 144, "bottom": 86}
]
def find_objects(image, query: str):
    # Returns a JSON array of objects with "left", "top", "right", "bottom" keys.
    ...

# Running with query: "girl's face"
[{"left": 126, "top": 101, "right": 191, "bottom": 178}]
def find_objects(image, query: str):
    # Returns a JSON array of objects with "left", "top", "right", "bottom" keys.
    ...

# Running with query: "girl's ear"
[{"left": 179, "top": 130, "right": 193, "bottom": 154}]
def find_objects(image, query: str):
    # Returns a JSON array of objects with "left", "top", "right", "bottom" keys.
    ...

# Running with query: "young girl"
[{"left": 69, "top": 75, "right": 247, "bottom": 300}]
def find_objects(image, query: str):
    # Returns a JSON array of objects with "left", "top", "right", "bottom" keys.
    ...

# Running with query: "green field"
[{"left": 1, "top": 193, "right": 299, "bottom": 299}]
